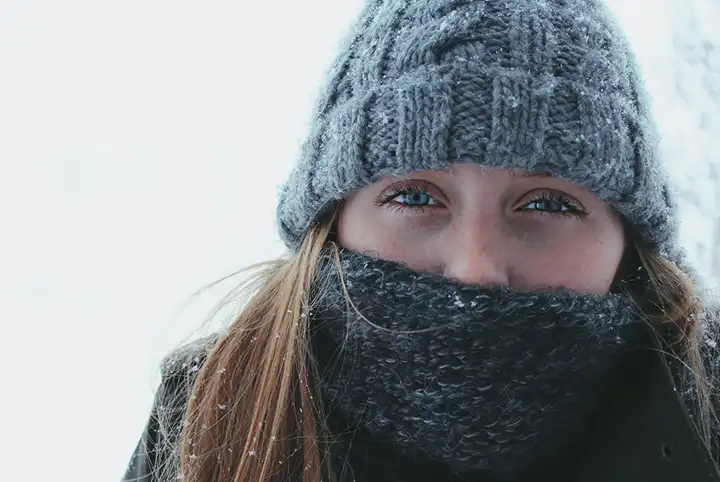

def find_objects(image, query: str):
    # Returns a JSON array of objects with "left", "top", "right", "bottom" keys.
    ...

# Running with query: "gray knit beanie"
[{"left": 276, "top": 0, "right": 679, "bottom": 259}]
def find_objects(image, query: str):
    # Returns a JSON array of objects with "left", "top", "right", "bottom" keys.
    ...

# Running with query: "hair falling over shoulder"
[
  {"left": 630, "top": 248, "right": 718, "bottom": 450},
  {"left": 180, "top": 213, "right": 339, "bottom": 482},
  {"left": 178, "top": 213, "right": 718, "bottom": 482}
]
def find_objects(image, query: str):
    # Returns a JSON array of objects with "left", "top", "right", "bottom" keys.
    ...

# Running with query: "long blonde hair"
[{"left": 177, "top": 213, "right": 717, "bottom": 482}]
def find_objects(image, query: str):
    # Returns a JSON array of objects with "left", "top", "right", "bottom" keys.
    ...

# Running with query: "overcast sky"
[{"left": 0, "top": 1, "right": 718, "bottom": 481}]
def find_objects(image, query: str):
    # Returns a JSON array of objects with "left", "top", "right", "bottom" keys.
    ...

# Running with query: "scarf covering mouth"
[{"left": 311, "top": 249, "right": 648, "bottom": 478}]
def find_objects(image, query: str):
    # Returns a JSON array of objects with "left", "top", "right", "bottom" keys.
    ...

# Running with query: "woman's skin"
[{"left": 338, "top": 164, "right": 627, "bottom": 294}]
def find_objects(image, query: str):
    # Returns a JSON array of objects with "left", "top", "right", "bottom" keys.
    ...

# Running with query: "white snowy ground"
[{"left": 0, "top": 1, "right": 716, "bottom": 481}]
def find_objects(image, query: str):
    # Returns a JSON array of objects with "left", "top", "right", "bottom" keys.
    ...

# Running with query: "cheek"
[
  {"left": 338, "top": 201, "right": 444, "bottom": 268},
  {"left": 337, "top": 202, "right": 376, "bottom": 252},
  {"left": 515, "top": 228, "right": 625, "bottom": 293},
  {"left": 338, "top": 199, "right": 411, "bottom": 256},
  {"left": 581, "top": 236, "right": 626, "bottom": 291}
]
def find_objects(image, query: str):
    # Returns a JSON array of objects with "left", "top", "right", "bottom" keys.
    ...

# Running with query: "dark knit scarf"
[{"left": 310, "top": 249, "right": 650, "bottom": 481}]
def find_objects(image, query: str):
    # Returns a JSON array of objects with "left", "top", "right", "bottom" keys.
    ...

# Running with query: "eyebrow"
[
  {"left": 508, "top": 170, "right": 553, "bottom": 179},
  {"left": 390, "top": 168, "right": 555, "bottom": 179}
]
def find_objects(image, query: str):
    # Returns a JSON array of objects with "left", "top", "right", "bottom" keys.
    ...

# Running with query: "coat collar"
[{"left": 573, "top": 331, "right": 719, "bottom": 481}]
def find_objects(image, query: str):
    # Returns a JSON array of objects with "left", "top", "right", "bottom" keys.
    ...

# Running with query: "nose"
[{"left": 441, "top": 222, "right": 509, "bottom": 287}]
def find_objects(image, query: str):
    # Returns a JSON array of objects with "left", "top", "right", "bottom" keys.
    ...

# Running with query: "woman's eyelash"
[
  {"left": 376, "top": 186, "right": 586, "bottom": 218},
  {"left": 375, "top": 185, "right": 439, "bottom": 212},
  {"left": 519, "top": 192, "right": 586, "bottom": 218}
]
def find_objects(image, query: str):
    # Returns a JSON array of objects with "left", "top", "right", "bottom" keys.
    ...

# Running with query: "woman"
[{"left": 123, "top": 0, "right": 720, "bottom": 481}]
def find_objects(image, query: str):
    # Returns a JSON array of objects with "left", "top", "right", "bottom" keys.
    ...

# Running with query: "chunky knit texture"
[
  {"left": 276, "top": 0, "right": 679, "bottom": 259},
  {"left": 311, "top": 249, "right": 648, "bottom": 479}
]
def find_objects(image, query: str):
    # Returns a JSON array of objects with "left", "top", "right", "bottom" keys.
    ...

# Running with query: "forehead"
[{"left": 381, "top": 165, "right": 558, "bottom": 183}]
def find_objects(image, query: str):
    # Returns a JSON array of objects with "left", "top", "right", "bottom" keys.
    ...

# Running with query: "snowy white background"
[{"left": 0, "top": 1, "right": 717, "bottom": 481}]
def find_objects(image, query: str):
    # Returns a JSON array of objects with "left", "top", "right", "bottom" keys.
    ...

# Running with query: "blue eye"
[
  {"left": 519, "top": 192, "right": 584, "bottom": 217},
  {"left": 377, "top": 185, "right": 442, "bottom": 211},
  {"left": 395, "top": 189, "right": 437, "bottom": 206}
]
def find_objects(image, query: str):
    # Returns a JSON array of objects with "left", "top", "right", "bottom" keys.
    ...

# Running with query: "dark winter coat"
[{"left": 123, "top": 332, "right": 720, "bottom": 482}]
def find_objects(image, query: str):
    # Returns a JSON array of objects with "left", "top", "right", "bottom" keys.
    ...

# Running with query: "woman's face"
[{"left": 338, "top": 164, "right": 626, "bottom": 293}]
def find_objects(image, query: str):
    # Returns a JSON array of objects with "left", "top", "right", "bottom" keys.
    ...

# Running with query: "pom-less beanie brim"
[{"left": 276, "top": 0, "right": 680, "bottom": 261}]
